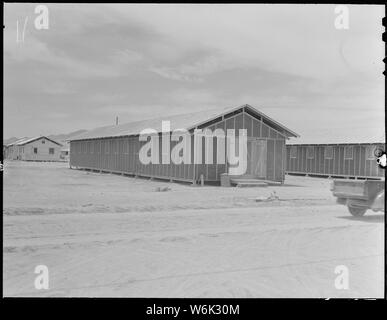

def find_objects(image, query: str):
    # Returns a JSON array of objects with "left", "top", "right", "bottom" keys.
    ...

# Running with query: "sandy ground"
[{"left": 3, "top": 161, "right": 384, "bottom": 297}]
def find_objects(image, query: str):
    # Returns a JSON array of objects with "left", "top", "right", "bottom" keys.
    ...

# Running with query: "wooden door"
[{"left": 247, "top": 139, "right": 267, "bottom": 178}]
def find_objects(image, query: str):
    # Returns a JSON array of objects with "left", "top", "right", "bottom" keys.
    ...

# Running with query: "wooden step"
[
  {"left": 235, "top": 181, "right": 268, "bottom": 187},
  {"left": 230, "top": 178, "right": 268, "bottom": 187},
  {"left": 257, "top": 180, "right": 282, "bottom": 186},
  {"left": 230, "top": 178, "right": 264, "bottom": 183}
]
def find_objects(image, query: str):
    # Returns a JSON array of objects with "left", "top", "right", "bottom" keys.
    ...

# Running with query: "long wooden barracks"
[
  {"left": 286, "top": 136, "right": 385, "bottom": 180},
  {"left": 69, "top": 104, "right": 299, "bottom": 184}
]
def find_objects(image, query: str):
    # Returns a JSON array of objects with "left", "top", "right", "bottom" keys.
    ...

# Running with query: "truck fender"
[{"left": 371, "top": 190, "right": 385, "bottom": 212}]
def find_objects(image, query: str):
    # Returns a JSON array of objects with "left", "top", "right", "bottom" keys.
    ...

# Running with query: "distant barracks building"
[
  {"left": 286, "top": 135, "right": 385, "bottom": 180},
  {"left": 5, "top": 136, "right": 63, "bottom": 162}
]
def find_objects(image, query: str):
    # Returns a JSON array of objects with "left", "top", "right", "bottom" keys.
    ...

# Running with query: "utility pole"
[{"left": 116, "top": 116, "right": 118, "bottom": 126}]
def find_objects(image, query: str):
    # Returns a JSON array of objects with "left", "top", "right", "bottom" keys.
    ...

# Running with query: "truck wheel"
[{"left": 348, "top": 206, "right": 367, "bottom": 217}]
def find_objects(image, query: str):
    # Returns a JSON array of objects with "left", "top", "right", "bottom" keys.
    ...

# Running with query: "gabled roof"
[
  {"left": 287, "top": 131, "right": 385, "bottom": 145},
  {"left": 16, "top": 136, "right": 63, "bottom": 147},
  {"left": 69, "top": 104, "right": 299, "bottom": 141}
]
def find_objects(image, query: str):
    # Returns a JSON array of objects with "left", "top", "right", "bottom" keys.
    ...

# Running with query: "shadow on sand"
[{"left": 337, "top": 214, "right": 384, "bottom": 223}]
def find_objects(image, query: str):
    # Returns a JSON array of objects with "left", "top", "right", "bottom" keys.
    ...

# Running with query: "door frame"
[{"left": 247, "top": 137, "right": 267, "bottom": 178}]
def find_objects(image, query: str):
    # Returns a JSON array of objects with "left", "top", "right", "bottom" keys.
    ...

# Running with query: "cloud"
[
  {"left": 3, "top": 4, "right": 384, "bottom": 140},
  {"left": 149, "top": 55, "right": 236, "bottom": 82},
  {"left": 111, "top": 49, "right": 144, "bottom": 65},
  {"left": 108, "top": 4, "right": 384, "bottom": 79}
]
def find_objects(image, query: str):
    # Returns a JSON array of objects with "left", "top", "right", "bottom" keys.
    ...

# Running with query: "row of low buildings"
[
  {"left": 4, "top": 105, "right": 384, "bottom": 182},
  {"left": 4, "top": 136, "right": 69, "bottom": 162},
  {"left": 68, "top": 104, "right": 385, "bottom": 183}
]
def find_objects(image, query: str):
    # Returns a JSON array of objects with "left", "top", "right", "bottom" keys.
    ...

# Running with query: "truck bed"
[{"left": 331, "top": 180, "right": 384, "bottom": 200}]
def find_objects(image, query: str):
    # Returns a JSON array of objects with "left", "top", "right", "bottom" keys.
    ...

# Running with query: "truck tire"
[{"left": 348, "top": 206, "right": 367, "bottom": 217}]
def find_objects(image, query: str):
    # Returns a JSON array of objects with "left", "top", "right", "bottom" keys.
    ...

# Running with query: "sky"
[{"left": 3, "top": 4, "right": 385, "bottom": 143}]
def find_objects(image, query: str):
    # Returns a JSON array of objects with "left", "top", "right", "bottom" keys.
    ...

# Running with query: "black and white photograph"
[{"left": 3, "top": 3, "right": 385, "bottom": 303}]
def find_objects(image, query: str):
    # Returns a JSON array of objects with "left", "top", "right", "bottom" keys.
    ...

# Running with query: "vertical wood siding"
[
  {"left": 70, "top": 109, "right": 288, "bottom": 183},
  {"left": 285, "top": 144, "right": 384, "bottom": 178}
]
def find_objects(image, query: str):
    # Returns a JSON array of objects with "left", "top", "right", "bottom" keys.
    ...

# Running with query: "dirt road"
[{"left": 3, "top": 161, "right": 384, "bottom": 297}]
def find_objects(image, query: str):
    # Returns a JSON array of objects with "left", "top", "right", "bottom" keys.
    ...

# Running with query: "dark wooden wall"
[
  {"left": 70, "top": 109, "right": 287, "bottom": 183},
  {"left": 286, "top": 144, "right": 385, "bottom": 179}
]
